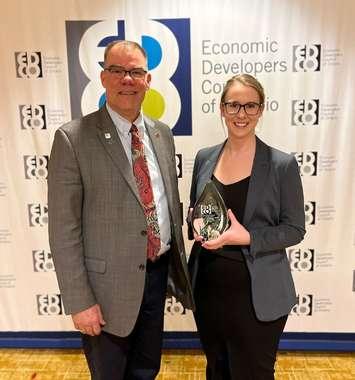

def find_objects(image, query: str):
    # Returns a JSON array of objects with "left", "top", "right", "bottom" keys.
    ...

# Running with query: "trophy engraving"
[{"left": 192, "top": 181, "right": 229, "bottom": 241}]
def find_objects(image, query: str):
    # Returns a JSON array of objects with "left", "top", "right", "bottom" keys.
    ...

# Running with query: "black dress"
[{"left": 194, "top": 175, "right": 287, "bottom": 380}]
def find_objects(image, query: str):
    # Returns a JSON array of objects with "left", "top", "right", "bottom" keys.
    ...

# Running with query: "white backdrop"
[{"left": 1, "top": 0, "right": 355, "bottom": 333}]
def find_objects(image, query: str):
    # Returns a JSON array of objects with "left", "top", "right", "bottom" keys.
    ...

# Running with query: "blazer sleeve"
[
  {"left": 187, "top": 150, "right": 202, "bottom": 240},
  {"left": 248, "top": 156, "right": 306, "bottom": 257},
  {"left": 48, "top": 127, "right": 96, "bottom": 314}
]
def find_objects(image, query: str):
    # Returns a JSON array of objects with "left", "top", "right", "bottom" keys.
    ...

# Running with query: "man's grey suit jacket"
[
  {"left": 188, "top": 137, "right": 306, "bottom": 321},
  {"left": 48, "top": 106, "right": 194, "bottom": 337}
]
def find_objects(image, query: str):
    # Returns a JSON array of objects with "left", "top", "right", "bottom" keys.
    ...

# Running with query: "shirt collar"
[{"left": 106, "top": 103, "right": 145, "bottom": 137}]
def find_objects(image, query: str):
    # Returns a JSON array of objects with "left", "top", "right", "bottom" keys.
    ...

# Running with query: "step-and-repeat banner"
[{"left": 1, "top": 0, "right": 354, "bottom": 333}]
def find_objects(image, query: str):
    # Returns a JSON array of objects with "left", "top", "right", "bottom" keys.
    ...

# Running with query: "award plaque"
[{"left": 191, "top": 181, "right": 229, "bottom": 241}]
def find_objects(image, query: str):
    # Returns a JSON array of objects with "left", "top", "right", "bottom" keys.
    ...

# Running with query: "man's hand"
[
  {"left": 72, "top": 304, "right": 106, "bottom": 336},
  {"left": 202, "top": 209, "right": 250, "bottom": 250}
]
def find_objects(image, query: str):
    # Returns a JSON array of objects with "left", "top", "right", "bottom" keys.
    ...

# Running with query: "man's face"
[{"left": 101, "top": 45, "right": 151, "bottom": 122}]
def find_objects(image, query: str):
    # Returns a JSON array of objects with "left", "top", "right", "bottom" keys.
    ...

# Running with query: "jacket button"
[
  {"left": 138, "top": 264, "right": 145, "bottom": 271},
  {"left": 141, "top": 230, "right": 147, "bottom": 236}
]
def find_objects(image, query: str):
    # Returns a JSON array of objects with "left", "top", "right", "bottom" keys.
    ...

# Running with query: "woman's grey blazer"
[{"left": 188, "top": 137, "right": 306, "bottom": 321}]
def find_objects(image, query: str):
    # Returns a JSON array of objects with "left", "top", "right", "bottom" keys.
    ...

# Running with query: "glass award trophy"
[{"left": 191, "top": 181, "right": 229, "bottom": 241}]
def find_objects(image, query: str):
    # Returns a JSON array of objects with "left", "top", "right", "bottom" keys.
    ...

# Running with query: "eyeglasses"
[
  {"left": 104, "top": 65, "right": 147, "bottom": 79},
  {"left": 223, "top": 101, "right": 262, "bottom": 116}
]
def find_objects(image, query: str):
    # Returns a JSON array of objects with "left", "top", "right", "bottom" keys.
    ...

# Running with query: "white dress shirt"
[{"left": 106, "top": 104, "right": 171, "bottom": 255}]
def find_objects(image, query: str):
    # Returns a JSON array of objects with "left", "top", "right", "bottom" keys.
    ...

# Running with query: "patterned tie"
[{"left": 130, "top": 124, "right": 161, "bottom": 260}]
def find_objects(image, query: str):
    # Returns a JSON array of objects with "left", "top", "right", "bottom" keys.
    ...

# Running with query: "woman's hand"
[
  {"left": 189, "top": 207, "right": 205, "bottom": 242},
  {"left": 202, "top": 209, "right": 250, "bottom": 250}
]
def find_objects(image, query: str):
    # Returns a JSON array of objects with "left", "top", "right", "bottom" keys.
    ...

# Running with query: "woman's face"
[{"left": 221, "top": 81, "right": 263, "bottom": 140}]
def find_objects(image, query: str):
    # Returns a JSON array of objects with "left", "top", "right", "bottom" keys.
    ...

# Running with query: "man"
[{"left": 48, "top": 40, "right": 194, "bottom": 379}]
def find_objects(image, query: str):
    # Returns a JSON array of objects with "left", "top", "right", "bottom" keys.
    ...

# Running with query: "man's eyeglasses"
[
  {"left": 223, "top": 102, "right": 262, "bottom": 116},
  {"left": 104, "top": 65, "right": 147, "bottom": 80}
]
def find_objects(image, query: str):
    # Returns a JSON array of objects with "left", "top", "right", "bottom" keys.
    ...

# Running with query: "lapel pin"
[
  {"left": 104, "top": 133, "right": 111, "bottom": 139},
  {"left": 155, "top": 132, "right": 160, "bottom": 138}
]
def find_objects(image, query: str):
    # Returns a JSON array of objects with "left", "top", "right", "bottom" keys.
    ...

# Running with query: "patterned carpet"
[{"left": 0, "top": 349, "right": 354, "bottom": 379}]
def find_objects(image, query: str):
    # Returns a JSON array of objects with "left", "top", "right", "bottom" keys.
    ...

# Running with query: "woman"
[{"left": 188, "top": 74, "right": 306, "bottom": 380}]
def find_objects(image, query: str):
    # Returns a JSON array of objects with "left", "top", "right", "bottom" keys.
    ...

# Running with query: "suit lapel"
[
  {"left": 195, "top": 143, "right": 225, "bottom": 201},
  {"left": 144, "top": 117, "right": 175, "bottom": 208},
  {"left": 243, "top": 137, "right": 270, "bottom": 226},
  {"left": 95, "top": 107, "right": 142, "bottom": 205}
]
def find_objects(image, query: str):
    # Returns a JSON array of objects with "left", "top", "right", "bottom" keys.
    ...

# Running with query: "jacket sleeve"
[
  {"left": 187, "top": 150, "right": 202, "bottom": 240},
  {"left": 48, "top": 128, "right": 96, "bottom": 314},
  {"left": 248, "top": 156, "right": 306, "bottom": 257}
]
